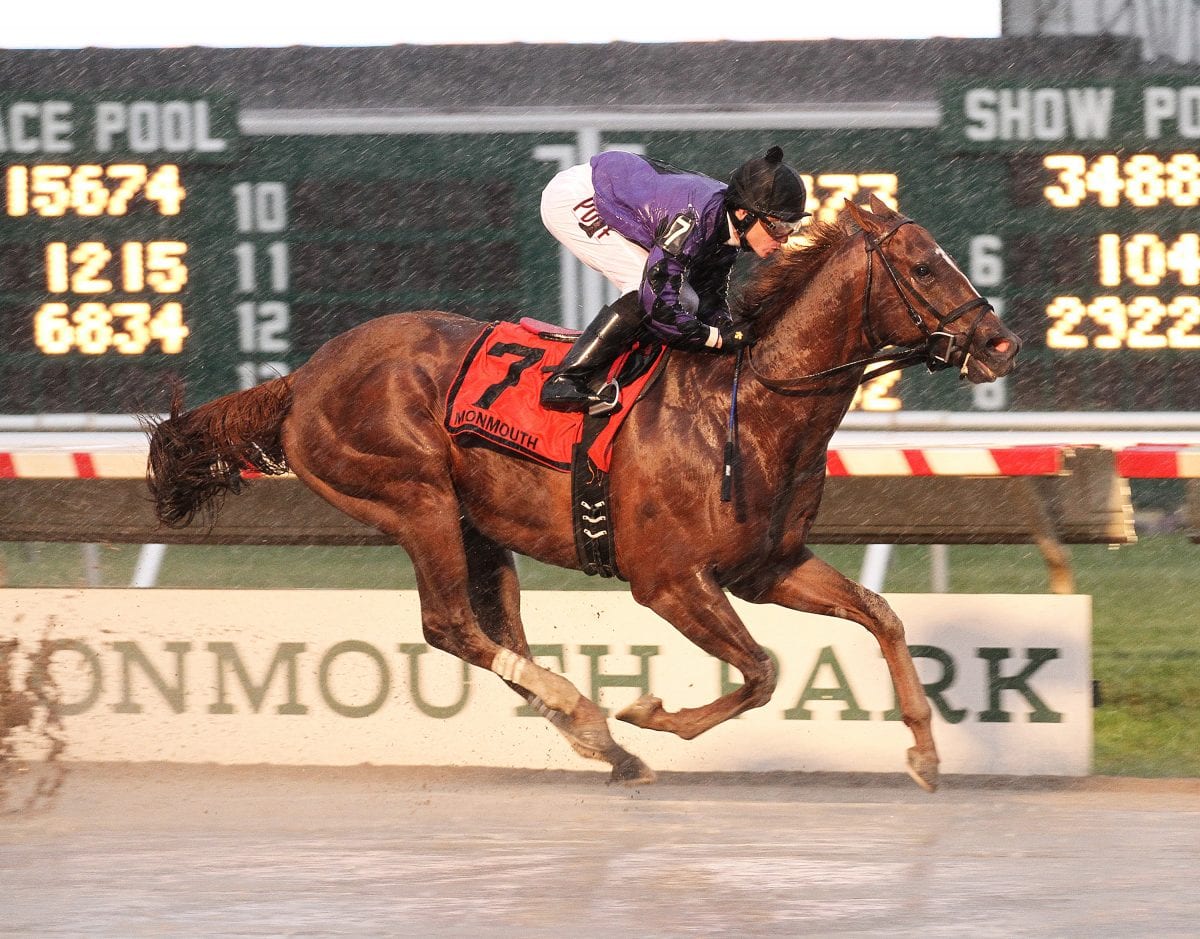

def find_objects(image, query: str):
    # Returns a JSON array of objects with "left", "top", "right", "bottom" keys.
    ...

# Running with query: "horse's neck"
[
  {"left": 753, "top": 240, "right": 868, "bottom": 382},
  {"left": 721, "top": 241, "right": 872, "bottom": 506}
]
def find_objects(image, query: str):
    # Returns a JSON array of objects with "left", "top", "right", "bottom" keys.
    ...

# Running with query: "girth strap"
[{"left": 571, "top": 411, "right": 622, "bottom": 579}]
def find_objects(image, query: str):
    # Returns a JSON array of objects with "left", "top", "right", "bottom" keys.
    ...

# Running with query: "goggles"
[{"left": 755, "top": 213, "right": 808, "bottom": 241}]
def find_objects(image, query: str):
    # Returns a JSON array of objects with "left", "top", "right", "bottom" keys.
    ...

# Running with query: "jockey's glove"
[{"left": 715, "top": 324, "right": 752, "bottom": 352}]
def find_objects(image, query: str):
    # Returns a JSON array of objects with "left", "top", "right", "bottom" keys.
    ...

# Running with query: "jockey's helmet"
[{"left": 726, "top": 146, "right": 809, "bottom": 222}]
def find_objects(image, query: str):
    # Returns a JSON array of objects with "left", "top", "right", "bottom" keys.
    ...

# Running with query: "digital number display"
[
  {"left": 2, "top": 153, "right": 196, "bottom": 420},
  {"left": 44, "top": 241, "right": 188, "bottom": 295},
  {"left": 5, "top": 163, "right": 186, "bottom": 216},
  {"left": 1038, "top": 153, "right": 1200, "bottom": 209},
  {"left": 5, "top": 164, "right": 193, "bottom": 367},
  {"left": 34, "top": 301, "right": 189, "bottom": 355},
  {"left": 1097, "top": 232, "right": 1199, "bottom": 286},
  {"left": 800, "top": 173, "right": 898, "bottom": 225},
  {"left": 1046, "top": 296, "right": 1200, "bottom": 349},
  {"left": 999, "top": 149, "right": 1200, "bottom": 387},
  {"left": 850, "top": 371, "right": 903, "bottom": 412}
]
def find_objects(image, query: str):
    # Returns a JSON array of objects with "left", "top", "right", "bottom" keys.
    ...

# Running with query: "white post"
[
  {"left": 82, "top": 543, "right": 102, "bottom": 587},
  {"left": 930, "top": 544, "right": 949, "bottom": 592},
  {"left": 575, "top": 127, "right": 607, "bottom": 322},
  {"left": 131, "top": 543, "right": 167, "bottom": 588},
  {"left": 859, "top": 543, "right": 893, "bottom": 592},
  {"left": 532, "top": 144, "right": 583, "bottom": 328}
]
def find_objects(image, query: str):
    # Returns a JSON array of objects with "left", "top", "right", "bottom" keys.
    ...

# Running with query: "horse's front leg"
[
  {"left": 617, "top": 573, "right": 777, "bottom": 739},
  {"left": 735, "top": 550, "right": 939, "bottom": 792}
]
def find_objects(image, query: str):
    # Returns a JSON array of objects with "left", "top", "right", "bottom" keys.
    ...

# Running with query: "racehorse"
[{"left": 146, "top": 196, "right": 1020, "bottom": 792}]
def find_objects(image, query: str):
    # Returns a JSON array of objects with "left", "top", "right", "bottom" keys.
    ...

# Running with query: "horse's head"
[{"left": 845, "top": 195, "right": 1021, "bottom": 382}]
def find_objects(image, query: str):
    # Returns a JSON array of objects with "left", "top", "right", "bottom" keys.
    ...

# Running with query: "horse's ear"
[
  {"left": 867, "top": 192, "right": 898, "bottom": 219},
  {"left": 845, "top": 198, "right": 886, "bottom": 235}
]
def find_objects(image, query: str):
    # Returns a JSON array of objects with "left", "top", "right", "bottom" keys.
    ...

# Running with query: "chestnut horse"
[{"left": 147, "top": 197, "right": 1020, "bottom": 791}]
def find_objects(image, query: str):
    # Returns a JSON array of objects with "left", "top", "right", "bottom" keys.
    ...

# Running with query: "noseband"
[
  {"left": 748, "top": 219, "right": 993, "bottom": 392},
  {"left": 863, "top": 219, "right": 993, "bottom": 375}
]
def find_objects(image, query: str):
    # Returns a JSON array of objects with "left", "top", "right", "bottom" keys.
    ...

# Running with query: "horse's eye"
[{"left": 914, "top": 264, "right": 933, "bottom": 278}]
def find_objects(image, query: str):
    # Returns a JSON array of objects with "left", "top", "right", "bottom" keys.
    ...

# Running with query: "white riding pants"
[{"left": 540, "top": 163, "right": 648, "bottom": 295}]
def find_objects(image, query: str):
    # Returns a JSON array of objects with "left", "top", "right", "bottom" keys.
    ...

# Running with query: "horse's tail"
[{"left": 144, "top": 375, "right": 295, "bottom": 529}]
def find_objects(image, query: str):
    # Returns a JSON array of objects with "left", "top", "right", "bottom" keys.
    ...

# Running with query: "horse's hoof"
[
  {"left": 608, "top": 752, "right": 657, "bottom": 787},
  {"left": 616, "top": 694, "right": 663, "bottom": 729},
  {"left": 563, "top": 722, "right": 617, "bottom": 762},
  {"left": 906, "top": 747, "right": 940, "bottom": 793}
]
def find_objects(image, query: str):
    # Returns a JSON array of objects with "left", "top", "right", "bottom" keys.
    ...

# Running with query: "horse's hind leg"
[
  {"left": 737, "top": 550, "right": 939, "bottom": 793},
  {"left": 291, "top": 459, "right": 653, "bottom": 784},
  {"left": 462, "top": 524, "right": 654, "bottom": 784}
]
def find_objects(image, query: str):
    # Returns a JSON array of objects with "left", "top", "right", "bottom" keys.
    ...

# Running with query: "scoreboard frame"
[{"left": 1, "top": 77, "right": 1198, "bottom": 420}]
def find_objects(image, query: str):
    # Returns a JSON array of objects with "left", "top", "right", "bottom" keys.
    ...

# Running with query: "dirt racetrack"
[{"left": 2, "top": 764, "right": 1199, "bottom": 937}]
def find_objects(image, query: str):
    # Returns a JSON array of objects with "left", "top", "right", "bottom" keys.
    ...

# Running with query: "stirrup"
[
  {"left": 588, "top": 381, "right": 621, "bottom": 417},
  {"left": 541, "top": 375, "right": 592, "bottom": 412}
]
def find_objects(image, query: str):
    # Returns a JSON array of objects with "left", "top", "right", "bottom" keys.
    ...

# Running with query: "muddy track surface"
[{"left": 2, "top": 764, "right": 1198, "bottom": 936}]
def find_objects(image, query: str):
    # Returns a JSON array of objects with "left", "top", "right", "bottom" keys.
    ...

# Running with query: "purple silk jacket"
[{"left": 589, "top": 150, "right": 740, "bottom": 350}]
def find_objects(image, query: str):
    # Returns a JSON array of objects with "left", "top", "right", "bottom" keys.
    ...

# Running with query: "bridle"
[
  {"left": 722, "top": 218, "right": 995, "bottom": 502},
  {"left": 747, "top": 219, "right": 994, "bottom": 393}
]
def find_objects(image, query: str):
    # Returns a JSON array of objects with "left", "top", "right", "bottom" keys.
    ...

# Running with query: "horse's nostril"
[{"left": 990, "top": 338, "right": 1013, "bottom": 355}]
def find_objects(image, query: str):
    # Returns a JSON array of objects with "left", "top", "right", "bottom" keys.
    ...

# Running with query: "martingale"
[{"left": 443, "top": 320, "right": 664, "bottom": 472}]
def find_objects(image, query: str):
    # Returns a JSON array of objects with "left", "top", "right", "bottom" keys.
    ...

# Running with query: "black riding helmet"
[{"left": 727, "top": 146, "right": 809, "bottom": 245}]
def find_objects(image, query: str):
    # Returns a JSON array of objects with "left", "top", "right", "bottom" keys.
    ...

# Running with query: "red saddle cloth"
[{"left": 444, "top": 319, "right": 664, "bottom": 472}]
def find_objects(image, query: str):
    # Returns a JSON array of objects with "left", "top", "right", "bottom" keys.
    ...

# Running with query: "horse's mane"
[{"left": 733, "top": 211, "right": 858, "bottom": 333}]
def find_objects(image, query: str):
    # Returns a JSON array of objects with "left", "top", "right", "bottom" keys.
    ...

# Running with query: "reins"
[{"left": 720, "top": 347, "right": 744, "bottom": 503}]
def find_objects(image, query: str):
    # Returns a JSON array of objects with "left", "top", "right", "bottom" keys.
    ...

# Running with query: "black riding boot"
[{"left": 540, "top": 292, "right": 644, "bottom": 415}]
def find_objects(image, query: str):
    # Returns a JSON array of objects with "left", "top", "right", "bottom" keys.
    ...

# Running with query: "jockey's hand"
[{"left": 715, "top": 324, "right": 752, "bottom": 352}]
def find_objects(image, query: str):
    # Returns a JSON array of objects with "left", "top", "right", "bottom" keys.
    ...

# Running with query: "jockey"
[{"left": 539, "top": 146, "right": 809, "bottom": 414}]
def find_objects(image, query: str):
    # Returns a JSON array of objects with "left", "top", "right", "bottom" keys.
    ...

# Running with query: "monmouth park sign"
[{"left": 1, "top": 590, "right": 1091, "bottom": 776}]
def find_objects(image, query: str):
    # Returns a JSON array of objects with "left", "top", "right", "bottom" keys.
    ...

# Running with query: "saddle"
[{"left": 444, "top": 318, "right": 667, "bottom": 578}]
